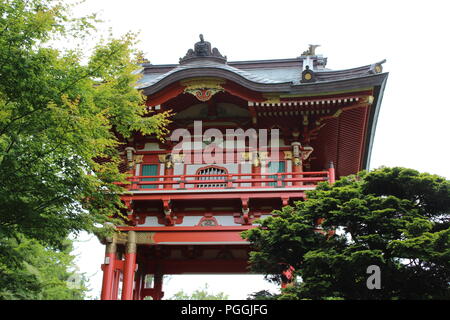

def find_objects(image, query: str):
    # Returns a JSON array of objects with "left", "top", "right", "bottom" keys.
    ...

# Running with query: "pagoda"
[{"left": 99, "top": 35, "right": 388, "bottom": 300}]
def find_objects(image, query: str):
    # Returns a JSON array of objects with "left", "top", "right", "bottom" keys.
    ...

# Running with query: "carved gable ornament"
[{"left": 181, "top": 78, "right": 225, "bottom": 102}]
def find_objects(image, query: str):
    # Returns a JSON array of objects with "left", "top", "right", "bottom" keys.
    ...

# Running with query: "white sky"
[{"left": 71, "top": 0, "right": 450, "bottom": 299}]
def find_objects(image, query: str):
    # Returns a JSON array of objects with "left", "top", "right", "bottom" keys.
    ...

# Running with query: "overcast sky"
[{"left": 71, "top": 0, "right": 450, "bottom": 299}]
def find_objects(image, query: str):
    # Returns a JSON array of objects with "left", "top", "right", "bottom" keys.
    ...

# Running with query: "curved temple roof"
[
  {"left": 136, "top": 36, "right": 387, "bottom": 97},
  {"left": 135, "top": 36, "right": 389, "bottom": 173}
]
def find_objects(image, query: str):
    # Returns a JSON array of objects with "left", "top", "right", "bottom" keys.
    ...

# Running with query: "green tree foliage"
[
  {"left": 246, "top": 290, "right": 277, "bottom": 300},
  {"left": 169, "top": 284, "right": 229, "bottom": 300},
  {"left": 0, "top": 235, "right": 88, "bottom": 300},
  {"left": 0, "top": 0, "right": 170, "bottom": 245},
  {"left": 0, "top": 0, "right": 170, "bottom": 298},
  {"left": 243, "top": 167, "right": 450, "bottom": 300}
]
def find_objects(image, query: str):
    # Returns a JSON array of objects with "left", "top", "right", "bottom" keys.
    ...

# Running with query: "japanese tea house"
[{"left": 100, "top": 35, "right": 388, "bottom": 300}]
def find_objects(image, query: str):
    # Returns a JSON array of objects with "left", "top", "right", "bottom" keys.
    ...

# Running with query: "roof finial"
[
  {"left": 179, "top": 35, "right": 227, "bottom": 64},
  {"left": 302, "top": 44, "right": 320, "bottom": 56}
]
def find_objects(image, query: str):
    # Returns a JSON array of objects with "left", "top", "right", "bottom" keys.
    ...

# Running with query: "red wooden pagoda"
[{"left": 99, "top": 36, "right": 388, "bottom": 300}]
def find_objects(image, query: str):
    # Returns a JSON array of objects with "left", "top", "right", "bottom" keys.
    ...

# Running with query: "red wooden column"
[
  {"left": 121, "top": 231, "right": 137, "bottom": 300},
  {"left": 112, "top": 269, "right": 121, "bottom": 300},
  {"left": 291, "top": 142, "right": 302, "bottom": 186},
  {"left": 313, "top": 162, "right": 336, "bottom": 236},
  {"left": 281, "top": 265, "right": 295, "bottom": 289},
  {"left": 100, "top": 236, "right": 117, "bottom": 300},
  {"left": 328, "top": 161, "right": 336, "bottom": 184},
  {"left": 252, "top": 151, "right": 261, "bottom": 187},
  {"left": 164, "top": 157, "right": 174, "bottom": 189}
]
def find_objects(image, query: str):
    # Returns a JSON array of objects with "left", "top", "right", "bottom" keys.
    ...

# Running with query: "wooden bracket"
[
  {"left": 135, "top": 214, "right": 146, "bottom": 225},
  {"left": 124, "top": 200, "right": 133, "bottom": 213},
  {"left": 232, "top": 198, "right": 253, "bottom": 225},
  {"left": 124, "top": 200, "right": 137, "bottom": 226},
  {"left": 158, "top": 199, "right": 184, "bottom": 226},
  {"left": 162, "top": 199, "right": 174, "bottom": 226},
  {"left": 241, "top": 198, "right": 250, "bottom": 225}
]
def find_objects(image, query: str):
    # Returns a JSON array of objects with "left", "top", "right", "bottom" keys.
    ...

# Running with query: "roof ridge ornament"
[
  {"left": 302, "top": 44, "right": 320, "bottom": 56},
  {"left": 299, "top": 44, "right": 328, "bottom": 69},
  {"left": 179, "top": 34, "right": 227, "bottom": 64},
  {"left": 301, "top": 65, "right": 316, "bottom": 83}
]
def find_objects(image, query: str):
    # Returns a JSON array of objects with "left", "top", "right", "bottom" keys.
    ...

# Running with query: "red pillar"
[
  {"left": 153, "top": 273, "right": 164, "bottom": 300},
  {"left": 328, "top": 161, "right": 336, "bottom": 184},
  {"left": 281, "top": 265, "right": 295, "bottom": 289},
  {"left": 100, "top": 237, "right": 117, "bottom": 300},
  {"left": 121, "top": 231, "right": 137, "bottom": 300},
  {"left": 164, "top": 158, "right": 174, "bottom": 189},
  {"left": 292, "top": 161, "right": 302, "bottom": 186},
  {"left": 252, "top": 153, "right": 261, "bottom": 187},
  {"left": 112, "top": 269, "right": 120, "bottom": 300},
  {"left": 291, "top": 142, "right": 302, "bottom": 186}
]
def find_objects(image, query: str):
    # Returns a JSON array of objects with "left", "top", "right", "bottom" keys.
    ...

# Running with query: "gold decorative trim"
[
  {"left": 259, "top": 152, "right": 269, "bottom": 160},
  {"left": 126, "top": 231, "right": 137, "bottom": 254},
  {"left": 240, "top": 152, "right": 251, "bottom": 161},
  {"left": 181, "top": 78, "right": 225, "bottom": 102},
  {"left": 172, "top": 154, "right": 185, "bottom": 163},
  {"left": 134, "top": 155, "right": 144, "bottom": 164},
  {"left": 262, "top": 94, "right": 280, "bottom": 104},
  {"left": 283, "top": 151, "right": 293, "bottom": 160},
  {"left": 105, "top": 236, "right": 117, "bottom": 254},
  {"left": 186, "top": 88, "right": 223, "bottom": 101},
  {"left": 301, "top": 146, "right": 314, "bottom": 161},
  {"left": 333, "top": 109, "right": 343, "bottom": 118},
  {"left": 293, "top": 158, "right": 302, "bottom": 166},
  {"left": 136, "top": 232, "right": 155, "bottom": 245},
  {"left": 158, "top": 154, "right": 167, "bottom": 163},
  {"left": 116, "top": 232, "right": 127, "bottom": 244}
]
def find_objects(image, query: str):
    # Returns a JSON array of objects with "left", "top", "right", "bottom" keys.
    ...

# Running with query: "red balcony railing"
[{"left": 124, "top": 169, "right": 334, "bottom": 192}]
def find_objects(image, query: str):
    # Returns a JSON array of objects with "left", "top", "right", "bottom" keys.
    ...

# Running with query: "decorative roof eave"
[
  {"left": 140, "top": 67, "right": 293, "bottom": 96},
  {"left": 361, "top": 71, "right": 389, "bottom": 170},
  {"left": 289, "top": 72, "right": 388, "bottom": 95},
  {"left": 140, "top": 67, "right": 388, "bottom": 98},
  {"left": 314, "top": 59, "right": 386, "bottom": 79}
]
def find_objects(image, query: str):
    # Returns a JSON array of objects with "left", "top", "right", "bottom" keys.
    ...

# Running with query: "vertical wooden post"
[
  {"left": 133, "top": 270, "right": 142, "bottom": 300},
  {"left": 153, "top": 273, "right": 164, "bottom": 300},
  {"left": 226, "top": 174, "right": 233, "bottom": 188},
  {"left": 281, "top": 265, "right": 295, "bottom": 289},
  {"left": 252, "top": 151, "right": 261, "bottom": 187},
  {"left": 100, "top": 236, "right": 117, "bottom": 300},
  {"left": 164, "top": 157, "right": 174, "bottom": 189},
  {"left": 328, "top": 161, "right": 336, "bottom": 184},
  {"left": 139, "top": 272, "right": 146, "bottom": 300},
  {"left": 121, "top": 231, "right": 137, "bottom": 300},
  {"left": 291, "top": 142, "right": 302, "bottom": 186},
  {"left": 276, "top": 173, "right": 283, "bottom": 187},
  {"left": 179, "top": 175, "right": 185, "bottom": 189},
  {"left": 292, "top": 163, "right": 302, "bottom": 186},
  {"left": 131, "top": 176, "right": 139, "bottom": 190},
  {"left": 112, "top": 269, "right": 120, "bottom": 300}
]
